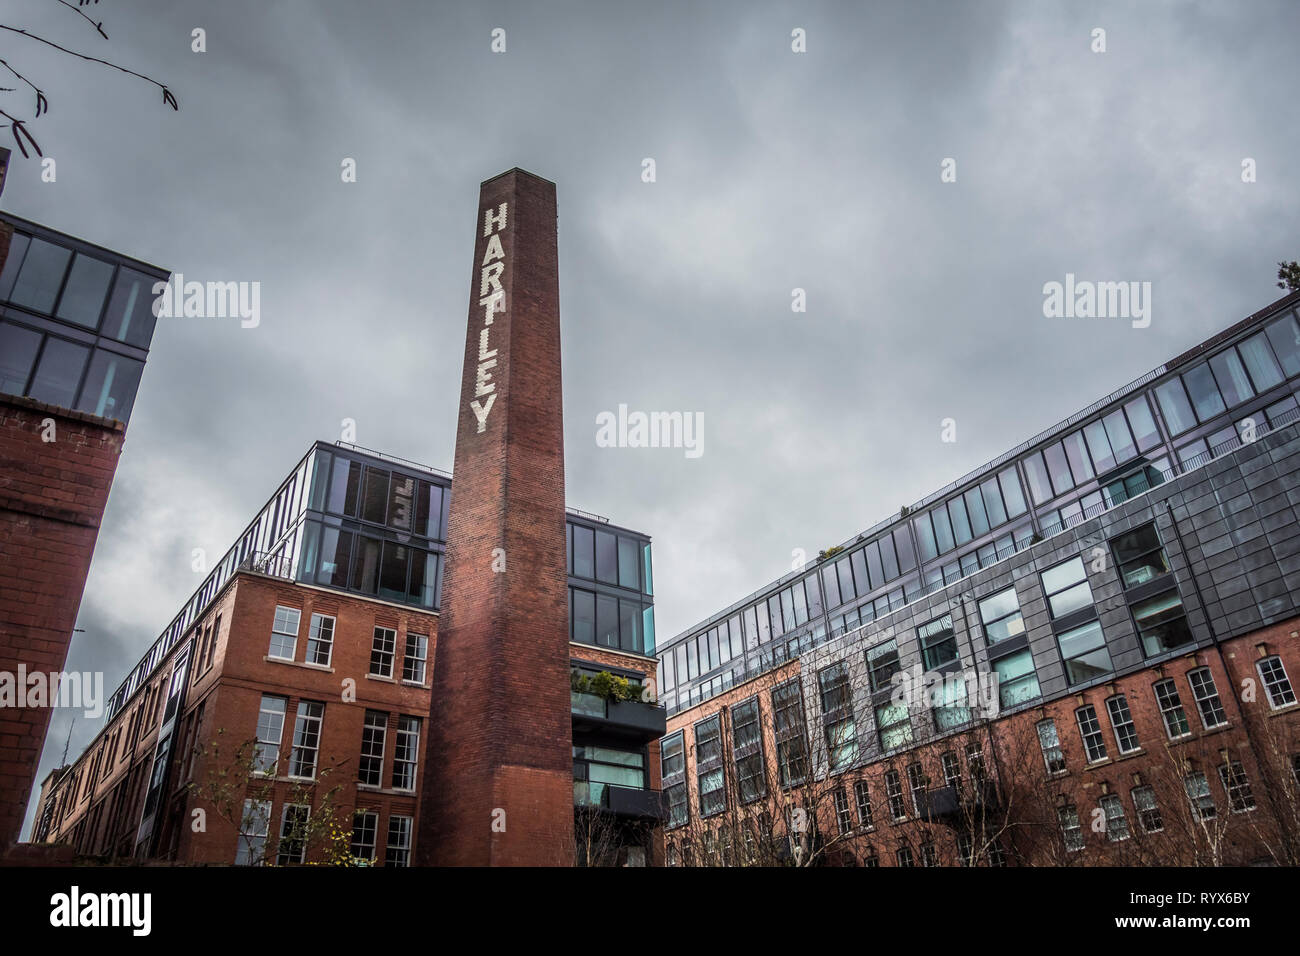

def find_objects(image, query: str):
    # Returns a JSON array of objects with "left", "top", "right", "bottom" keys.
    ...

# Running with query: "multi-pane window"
[
  {"left": 1185, "top": 771, "right": 1215, "bottom": 819},
  {"left": 392, "top": 716, "right": 420, "bottom": 790},
  {"left": 932, "top": 680, "right": 972, "bottom": 731},
  {"left": 834, "top": 786, "right": 853, "bottom": 834},
  {"left": 987, "top": 840, "right": 1007, "bottom": 868},
  {"left": 661, "top": 732, "right": 687, "bottom": 828},
  {"left": 1110, "top": 523, "right": 1171, "bottom": 588},
  {"left": 895, "top": 845, "right": 915, "bottom": 867},
  {"left": 1106, "top": 696, "right": 1140, "bottom": 754},
  {"left": 907, "top": 762, "right": 927, "bottom": 816},
  {"left": 1131, "top": 591, "right": 1194, "bottom": 657},
  {"left": 1132, "top": 786, "right": 1163, "bottom": 832},
  {"left": 358, "top": 710, "right": 388, "bottom": 786},
  {"left": 819, "top": 662, "right": 857, "bottom": 771},
  {"left": 731, "top": 697, "right": 765, "bottom": 803},
  {"left": 350, "top": 810, "right": 378, "bottom": 861},
  {"left": 1057, "top": 620, "right": 1113, "bottom": 685},
  {"left": 992, "top": 649, "right": 1040, "bottom": 709},
  {"left": 1218, "top": 762, "right": 1256, "bottom": 813},
  {"left": 385, "top": 815, "right": 412, "bottom": 867},
  {"left": 919, "top": 614, "right": 958, "bottom": 669},
  {"left": 956, "top": 831, "right": 974, "bottom": 866},
  {"left": 269, "top": 605, "right": 301, "bottom": 660},
  {"left": 1099, "top": 794, "right": 1130, "bottom": 842},
  {"left": 305, "top": 613, "right": 334, "bottom": 666},
  {"left": 773, "top": 678, "right": 809, "bottom": 787},
  {"left": 235, "top": 798, "right": 271, "bottom": 866},
  {"left": 277, "top": 804, "right": 310, "bottom": 865},
  {"left": 1059, "top": 806, "right": 1083, "bottom": 851},
  {"left": 966, "top": 742, "right": 987, "bottom": 784},
  {"left": 931, "top": 756, "right": 958, "bottom": 800},
  {"left": 369, "top": 627, "right": 396, "bottom": 677},
  {"left": 289, "top": 701, "right": 324, "bottom": 779},
  {"left": 1037, "top": 719, "right": 1066, "bottom": 774},
  {"left": 978, "top": 588, "right": 1025, "bottom": 645},
  {"left": 866, "top": 639, "right": 901, "bottom": 692},
  {"left": 854, "top": 779, "right": 873, "bottom": 829},
  {"left": 1041, "top": 557, "right": 1093, "bottom": 619},
  {"left": 1075, "top": 705, "right": 1109, "bottom": 763},
  {"left": 1257, "top": 657, "right": 1295, "bottom": 709},
  {"left": 402, "top": 633, "right": 428, "bottom": 683},
  {"left": 1188, "top": 668, "right": 1228, "bottom": 729},
  {"left": 1154, "top": 679, "right": 1191, "bottom": 738},
  {"left": 254, "top": 695, "right": 286, "bottom": 775},
  {"left": 876, "top": 700, "right": 912, "bottom": 751},
  {"left": 920, "top": 842, "right": 938, "bottom": 867},
  {"left": 695, "top": 715, "right": 726, "bottom": 817},
  {"left": 885, "top": 769, "right": 906, "bottom": 821}
]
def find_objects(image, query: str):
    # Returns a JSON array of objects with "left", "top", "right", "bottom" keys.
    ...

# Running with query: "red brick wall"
[
  {"left": 420, "top": 169, "right": 572, "bottom": 866},
  {"left": 0, "top": 395, "right": 124, "bottom": 847}
]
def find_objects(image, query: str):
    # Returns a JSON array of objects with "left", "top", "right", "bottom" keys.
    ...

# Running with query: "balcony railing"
[
  {"left": 573, "top": 781, "right": 664, "bottom": 819},
  {"left": 918, "top": 780, "right": 999, "bottom": 826},
  {"left": 571, "top": 692, "right": 668, "bottom": 738},
  {"left": 238, "top": 550, "right": 294, "bottom": 580}
]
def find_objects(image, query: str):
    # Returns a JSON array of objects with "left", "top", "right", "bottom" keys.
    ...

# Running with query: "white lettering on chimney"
[{"left": 471, "top": 202, "right": 508, "bottom": 433}]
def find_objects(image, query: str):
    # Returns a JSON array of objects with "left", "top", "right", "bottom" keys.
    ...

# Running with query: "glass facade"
[
  {"left": 0, "top": 214, "right": 166, "bottom": 426},
  {"left": 658, "top": 298, "right": 1300, "bottom": 716}
]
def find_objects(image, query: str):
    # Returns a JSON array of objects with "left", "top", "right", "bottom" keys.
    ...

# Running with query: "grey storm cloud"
[{"left": 7, "top": 0, "right": 1299, "bottom": 834}]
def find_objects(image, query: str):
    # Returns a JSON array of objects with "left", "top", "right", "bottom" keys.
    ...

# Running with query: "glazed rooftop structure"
[
  {"left": 102, "top": 440, "right": 655, "bottom": 724},
  {"left": 657, "top": 291, "right": 1300, "bottom": 716}
]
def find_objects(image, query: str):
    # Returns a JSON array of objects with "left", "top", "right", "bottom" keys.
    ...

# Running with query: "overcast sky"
[{"left": 8, "top": 1, "right": 1299, "bottom": 833}]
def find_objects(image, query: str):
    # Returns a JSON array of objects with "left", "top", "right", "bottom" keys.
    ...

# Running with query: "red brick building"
[{"left": 0, "top": 148, "right": 170, "bottom": 849}]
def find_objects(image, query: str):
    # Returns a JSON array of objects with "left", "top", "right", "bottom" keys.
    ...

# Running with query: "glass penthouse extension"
[
  {"left": 658, "top": 293, "right": 1300, "bottom": 716},
  {"left": 104, "top": 441, "right": 657, "bottom": 720},
  {"left": 0, "top": 213, "right": 168, "bottom": 425}
]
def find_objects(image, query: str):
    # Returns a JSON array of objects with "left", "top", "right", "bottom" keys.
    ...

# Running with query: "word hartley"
[
  {"left": 471, "top": 202, "right": 508, "bottom": 433},
  {"left": 889, "top": 665, "right": 1001, "bottom": 719},
  {"left": 0, "top": 666, "right": 103, "bottom": 718},
  {"left": 50, "top": 886, "right": 151, "bottom": 936},
  {"left": 595, "top": 404, "right": 705, "bottom": 459},
  {"left": 1042, "top": 274, "right": 1151, "bottom": 328},
  {"left": 151, "top": 274, "right": 261, "bottom": 328}
]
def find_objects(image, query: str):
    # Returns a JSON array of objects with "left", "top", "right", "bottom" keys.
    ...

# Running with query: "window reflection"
[
  {"left": 76, "top": 350, "right": 144, "bottom": 422},
  {"left": 55, "top": 253, "right": 114, "bottom": 328},
  {"left": 27, "top": 337, "right": 89, "bottom": 408}
]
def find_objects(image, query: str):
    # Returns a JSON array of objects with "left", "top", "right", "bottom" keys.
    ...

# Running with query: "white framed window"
[
  {"left": 1218, "top": 761, "right": 1256, "bottom": 813},
  {"left": 1132, "top": 786, "right": 1163, "bottom": 832},
  {"left": 1106, "top": 695, "right": 1140, "bottom": 754},
  {"left": 906, "top": 762, "right": 926, "bottom": 816},
  {"left": 1037, "top": 719, "right": 1066, "bottom": 774},
  {"left": 359, "top": 710, "right": 387, "bottom": 786},
  {"left": 1257, "top": 656, "right": 1295, "bottom": 709},
  {"left": 1075, "top": 705, "right": 1108, "bottom": 763},
  {"left": 289, "top": 700, "right": 324, "bottom": 779},
  {"left": 1187, "top": 668, "right": 1228, "bottom": 729},
  {"left": 1059, "top": 806, "right": 1083, "bottom": 851},
  {"left": 385, "top": 814, "right": 412, "bottom": 867},
  {"left": 269, "top": 605, "right": 301, "bottom": 660},
  {"left": 853, "top": 779, "right": 873, "bottom": 829},
  {"left": 235, "top": 798, "right": 271, "bottom": 866},
  {"left": 1099, "top": 793, "right": 1130, "bottom": 842},
  {"left": 306, "top": 613, "right": 335, "bottom": 666},
  {"left": 254, "top": 695, "right": 286, "bottom": 775},
  {"left": 1184, "top": 771, "right": 1215, "bottom": 819},
  {"left": 403, "top": 633, "right": 428, "bottom": 683},
  {"left": 277, "top": 804, "right": 310, "bottom": 865},
  {"left": 885, "top": 769, "right": 906, "bottom": 821},
  {"left": 833, "top": 786, "right": 852, "bottom": 834},
  {"left": 1154, "top": 679, "right": 1191, "bottom": 739},
  {"left": 895, "top": 845, "right": 915, "bottom": 867},
  {"left": 350, "top": 810, "right": 378, "bottom": 862},
  {"left": 370, "top": 627, "right": 396, "bottom": 677},
  {"left": 392, "top": 715, "right": 420, "bottom": 791}
]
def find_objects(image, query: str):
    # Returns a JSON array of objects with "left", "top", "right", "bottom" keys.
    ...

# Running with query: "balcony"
[
  {"left": 573, "top": 781, "right": 664, "bottom": 820},
  {"left": 571, "top": 691, "right": 667, "bottom": 740},
  {"left": 918, "top": 781, "right": 999, "bottom": 826}
]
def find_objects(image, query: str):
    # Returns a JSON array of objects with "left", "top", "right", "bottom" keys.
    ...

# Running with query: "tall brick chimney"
[{"left": 418, "top": 169, "right": 572, "bottom": 866}]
